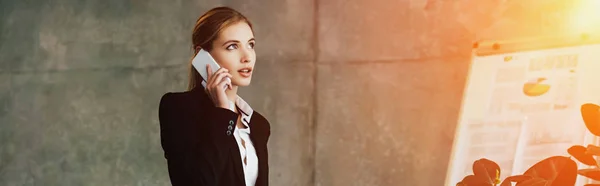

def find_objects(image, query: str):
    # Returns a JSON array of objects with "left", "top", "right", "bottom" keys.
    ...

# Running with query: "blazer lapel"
[
  {"left": 249, "top": 115, "right": 266, "bottom": 186},
  {"left": 229, "top": 139, "right": 246, "bottom": 185}
]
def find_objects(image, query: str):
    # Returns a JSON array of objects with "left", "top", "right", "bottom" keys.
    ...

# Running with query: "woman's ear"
[{"left": 194, "top": 46, "right": 201, "bottom": 54}]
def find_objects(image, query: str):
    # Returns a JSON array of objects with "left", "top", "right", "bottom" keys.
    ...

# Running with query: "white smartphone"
[{"left": 191, "top": 49, "right": 230, "bottom": 88}]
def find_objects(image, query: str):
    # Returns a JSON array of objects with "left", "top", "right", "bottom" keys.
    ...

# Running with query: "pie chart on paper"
[{"left": 523, "top": 77, "right": 551, "bottom": 97}]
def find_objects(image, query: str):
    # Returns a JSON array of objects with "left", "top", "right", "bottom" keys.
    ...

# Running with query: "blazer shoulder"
[
  {"left": 158, "top": 91, "right": 193, "bottom": 123},
  {"left": 159, "top": 90, "right": 194, "bottom": 108},
  {"left": 252, "top": 111, "right": 271, "bottom": 139},
  {"left": 160, "top": 91, "right": 188, "bottom": 105},
  {"left": 253, "top": 111, "right": 270, "bottom": 127}
]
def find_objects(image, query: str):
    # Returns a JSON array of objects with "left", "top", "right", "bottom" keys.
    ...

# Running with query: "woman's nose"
[{"left": 240, "top": 48, "right": 252, "bottom": 63}]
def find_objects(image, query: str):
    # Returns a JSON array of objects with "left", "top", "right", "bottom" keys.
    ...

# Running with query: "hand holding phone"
[
  {"left": 205, "top": 64, "right": 233, "bottom": 91},
  {"left": 192, "top": 49, "right": 231, "bottom": 89},
  {"left": 191, "top": 49, "right": 233, "bottom": 109},
  {"left": 205, "top": 65, "right": 233, "bottom": 109}
]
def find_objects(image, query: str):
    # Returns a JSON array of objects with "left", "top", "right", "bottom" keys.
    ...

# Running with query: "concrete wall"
[
  {"left": 0, "top": 0, "right": 566, "bottom": 185},
  {"left": 0, "top": 0, "right": 315, "bottom": 185}
]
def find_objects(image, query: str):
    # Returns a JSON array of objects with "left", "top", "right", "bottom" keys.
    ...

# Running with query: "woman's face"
[{"left": 209, "top": 21, "right": 256, "bottom": 87}]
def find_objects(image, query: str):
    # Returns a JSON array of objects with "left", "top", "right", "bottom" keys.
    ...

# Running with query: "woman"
[{"left": 158, "top": 7, "right": 270, "bottom": 186}]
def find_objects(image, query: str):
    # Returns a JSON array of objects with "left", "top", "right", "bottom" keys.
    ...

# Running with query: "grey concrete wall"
[
  {"left": 0, "top": 0, "right": 564, "bottom": 185},
  {"left": 0, "top": 0, "right": 314, "bottom": 185}
]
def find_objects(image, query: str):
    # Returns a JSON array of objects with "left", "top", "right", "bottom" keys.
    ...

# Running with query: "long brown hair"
[{"left": 187, "top": 6, "right": 254, "bottom": 91}]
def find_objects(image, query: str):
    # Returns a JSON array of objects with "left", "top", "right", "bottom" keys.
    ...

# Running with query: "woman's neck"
[{"left": 225, "top": 85, "right": 238, "bottom": 112}]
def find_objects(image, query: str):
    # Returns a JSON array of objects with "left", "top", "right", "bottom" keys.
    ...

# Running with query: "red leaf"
[
  {"left": 457, "top": 175, "right": 492, "bottom": 186},
  {"left": 500, "top": 175, "right": 533, "bottom": 186},
  {"left": 521, "top": 156, "right": 578, "bottom": 186},
  {"left": 579, "top": 168, "right": 600, "bottom": 181},
  {"left": 568, "top": 145, "right": 598, "bottom": 166},
  {"left": 473, "top": 158, "right": 501, "bottom": 185},
  {"left": 581, "top": 103, "right": 600, "bottom": 136},
  {"left": 587, "top": 144, "right": 600, "bottom": 156}
]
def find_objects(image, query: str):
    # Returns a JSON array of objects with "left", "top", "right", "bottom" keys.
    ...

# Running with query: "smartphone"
[{"left": 191, "top": 49, "right": 230, "bottom": 88}]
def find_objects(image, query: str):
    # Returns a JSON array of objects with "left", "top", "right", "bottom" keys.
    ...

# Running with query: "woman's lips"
[{"left": 238, "top": 68, "right": 252, "bottom": 78}]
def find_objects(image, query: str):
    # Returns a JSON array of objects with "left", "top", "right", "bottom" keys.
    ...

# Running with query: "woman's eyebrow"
[
  {"left": 222, "top": 40, "right": 240, "bottom": 46},
  {"left": 222, "top": 38, "right": 255, "bottom": 46}
]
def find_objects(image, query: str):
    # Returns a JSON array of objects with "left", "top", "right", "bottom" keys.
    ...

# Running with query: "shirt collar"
[{"left": 233, "top": 95, "right": 254, "bottom": 129}]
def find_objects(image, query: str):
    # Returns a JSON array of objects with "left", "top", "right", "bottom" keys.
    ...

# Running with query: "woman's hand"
[{"left": 205, "top": 64, "right": 233, "bottom": 109}]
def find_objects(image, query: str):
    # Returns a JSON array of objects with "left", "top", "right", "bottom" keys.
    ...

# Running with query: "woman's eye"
[
  {"left": 248, "top": 42, "right": 255, "bottom": 49},
  {"left": 226, "top": 44, "right": 238, "bottom": 50}
]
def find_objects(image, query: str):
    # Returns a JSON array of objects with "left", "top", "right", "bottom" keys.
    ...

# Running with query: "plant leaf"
[
  {"left": 581, "top": 103, "right": 600, "bottom": 136},
  {"left": 521, "top": 156, "right": 578, "bottom": 186},
  {"left": 473, "top": 158, "right": 501, "bottom": 185},
  {"left": 568, "top": 145, "right": 598, "bottom": 166},
  {"left": 579, "top": 168, "right": 600, "bottom": 181},
  {"left": 500, "top": 175, "right": 533, "bottom": 186},
  {"left": 515, "top": 178, "right": 547, "bottom": 186},
  {"left": 587, "top": 144, "right": 600, "bottom": 156},
  {"left": 457, "top": 175, "right": 492, "bottom": 186}
]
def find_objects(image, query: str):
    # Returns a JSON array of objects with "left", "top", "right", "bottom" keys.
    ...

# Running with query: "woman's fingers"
[
  {"left": 206, "top": 64, "right": 212, "bottom": 80},
  {"left": 203, "top": 64, "right": 233, "bottom": 108},
  {"left": 206, "top": 64, "right": 214, "bottom": 87},
  {"left": 225, "top": 77, "right": 232, "bottom": 90},
  {"left": 217, "top": 77, "right": 231, "bottom": 91},
  {"left": 207, "top": 72, "right": 232, "bottom": 92},
  {"left": 206, "top": 65, "right": 229, "bottom": 87},
  {"left": 213, "top": 71, "right": 231, "bottom": 88}
]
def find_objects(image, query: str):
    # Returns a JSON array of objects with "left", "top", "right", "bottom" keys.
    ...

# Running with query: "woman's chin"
[{"left": 235, "top": 80, "right": 251, "bottom": 87}]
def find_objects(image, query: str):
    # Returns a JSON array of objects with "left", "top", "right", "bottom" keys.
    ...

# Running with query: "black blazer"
[{"left": 158, "top": 86, "right": 270, "bottom": 186}]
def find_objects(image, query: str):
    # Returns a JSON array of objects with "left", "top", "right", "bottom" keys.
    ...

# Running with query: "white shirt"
[{"left": 228, "top": 99, "right": 258, "bottom": 186}]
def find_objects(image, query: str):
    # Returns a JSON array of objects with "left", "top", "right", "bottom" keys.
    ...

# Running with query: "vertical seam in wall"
[{"left": 311, "top": 0, "right": 319, "bottom": 185}]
